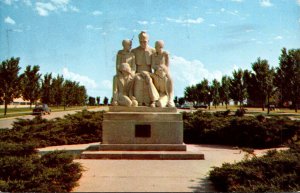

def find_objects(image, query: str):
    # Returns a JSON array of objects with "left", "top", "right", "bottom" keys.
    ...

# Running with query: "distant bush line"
[{"left": 183, "top": 110, "right": 300, "bottom": 148}]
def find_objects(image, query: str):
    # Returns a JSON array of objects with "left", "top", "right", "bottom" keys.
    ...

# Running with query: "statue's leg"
[
  {"left": 156, "top": 95, "right": 168, "bottom": 107},
  {"left": 118, "top": 95, "right": 132, "bottom": 107},
  {"left": 166, "top": 76, "right": 175, "bottom": 107}
]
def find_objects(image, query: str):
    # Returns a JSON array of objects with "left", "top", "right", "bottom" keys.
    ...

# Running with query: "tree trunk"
[
  {"left": 30, "top": 101, "right": 32, "bottom": 109},
  {"left": 4, "top": 101, "right": 7, "bottom": 116},
  {"left": 225, "top": 103, "right": 228, "bottom": 109},
  {"left": 267, "top": 95, "right": 270, "bottom": 114},
  {"left": 262, "top": 99, "right": 265, "bottom": 111}
]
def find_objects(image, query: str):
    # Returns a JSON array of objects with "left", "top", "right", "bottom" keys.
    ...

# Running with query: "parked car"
[
  {"left": 33, "top": 104, "right": 51, "bottom": 115},
  {"left": 179, "top": 104, "right": 193, "bottom": 109},
  {"left": 193, "top": 104, "right": 208, "bottom": 109}
]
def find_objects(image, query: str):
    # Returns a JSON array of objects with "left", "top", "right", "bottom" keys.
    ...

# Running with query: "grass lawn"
[{"left": 0, "top": 106, "right": 99, "bottom": 119}]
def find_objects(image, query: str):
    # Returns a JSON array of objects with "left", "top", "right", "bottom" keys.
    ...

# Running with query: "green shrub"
[
  {"left": 0, "top": 143, "right": 82, "bottom": 192},
  {"left": 183, "top": 110, "right": 300, "bottom": 148},
  {"left": 0, "top": 110, "right": 103, "bottom": 148},
  {"left": 209, "top": 145, "right": 300, "bottom": 192}
]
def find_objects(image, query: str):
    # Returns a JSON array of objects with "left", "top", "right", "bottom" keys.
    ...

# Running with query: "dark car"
[
  {"left": 33, "top": 104, "right": 51, "bottom": 115},
  {"left": 193, "top": 104, "right": 208, "bottom": 109}
]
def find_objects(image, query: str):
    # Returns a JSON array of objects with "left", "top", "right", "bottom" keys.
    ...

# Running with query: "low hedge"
[
  {"left": 209, "top": 145, "right": 300, "bottom": 192},
  {"left": 0, "top": 142, "right": 82, "bottom": 192},
  {"left": 0, "top": 110, "right": 103, "bottom": 148},
  {"left": 183, "top": 110, "right": 300, "bottom": 148}
]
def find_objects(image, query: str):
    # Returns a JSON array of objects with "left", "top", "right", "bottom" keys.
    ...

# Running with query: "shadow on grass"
[{"left": 188, "top": 177, "right": 216, "bottom": 192}]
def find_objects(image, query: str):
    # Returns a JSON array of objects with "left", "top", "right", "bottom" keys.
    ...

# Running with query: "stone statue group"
[{"left": 112, "top": 31, "right": 175, "bottom": 108}]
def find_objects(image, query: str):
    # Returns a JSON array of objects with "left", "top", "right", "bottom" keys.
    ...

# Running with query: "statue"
[
  {"left": 130, "top": 31, "right": 159, "bottom": 107},
  {"left": 112, "top": 63, "right": 138, "bottom": 107},
  {"left": 132, "top": 31, "right": 155, "bottom": 73},
  {"left": 151, "top": 40, "right": 175, "bottom": 107},
  {"left": 116, "top": 39, "right": 136, "bottom": 75},
  {"left": 112, "top": 32, "right": 174, "bottom": 108}
]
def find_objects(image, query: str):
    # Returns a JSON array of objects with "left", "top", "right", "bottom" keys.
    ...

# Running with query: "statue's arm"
[
  {"left": 116, "top": 52, "right": 122, "bottom": 74},
  {"left": 112, "top": 76, "right": 118, "bottom": 104},
  {"left": 165, "top": 52, "right": 169, "bottom": 68},
  {"left": 131, "top": 54, "right": 136, "bottom": 74}
]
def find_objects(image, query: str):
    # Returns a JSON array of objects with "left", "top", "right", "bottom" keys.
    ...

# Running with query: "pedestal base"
[{"left": 80, "top": 107, "right": 204, "bottom": 160}]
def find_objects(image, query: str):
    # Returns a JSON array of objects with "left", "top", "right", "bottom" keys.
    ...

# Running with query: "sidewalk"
[
  {"left": 39, "top": 143, "right": 287, "bottom": 192},
  {"left": 72, "top": 144, "right": 246, "bottom": 192}
]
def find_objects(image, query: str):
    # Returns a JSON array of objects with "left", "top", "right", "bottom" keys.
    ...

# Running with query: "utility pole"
[{"left": 6, "top": 29, "right": 12, "bottom": 58}]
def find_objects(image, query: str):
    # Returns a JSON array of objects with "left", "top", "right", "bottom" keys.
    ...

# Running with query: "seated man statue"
[{"left": 112, "top": 63, "right": 138, "bottom": 107}]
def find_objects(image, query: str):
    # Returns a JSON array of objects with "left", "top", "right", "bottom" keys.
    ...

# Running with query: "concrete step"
[
  {"left": 80, "top": 151, "right": 204, "bottom": 160},
  {"left": 99, "top": 144, "right": 187, "bottom": 151}
]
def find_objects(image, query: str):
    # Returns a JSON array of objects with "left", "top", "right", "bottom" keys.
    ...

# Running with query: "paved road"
[{"left": 0, "top": 107, "right": 108, "bottom": 129}]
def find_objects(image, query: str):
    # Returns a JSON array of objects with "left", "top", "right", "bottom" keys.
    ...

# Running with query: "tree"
[
  {"left": 173, "top": 96, "right": 178, "bottom": 106},
  {"left": 51, "top": 75, "right": 64, "bottom": 106},
  {"left": 178, "top": 97, "right": 185, "bottom": 106},
  {"left": 88, "top": 96, "right": 96, "bottom": 106},
  {"left": 275, "top": 48, "right": 300, "bottom": 112},
  {"left": 251, "top": 58, "right": 274, "bottom": 111},
  {"left": 211, "top": 79, "right": 221, "bottom": 108},
  {"left": 220, "top": 75, "right": 231, "bottom": 109},
  {"left": 20, "top": 65, "right": 41, "bottom": 108},
  {"left": 96, "top": 96, "right": 100, "bottom": 105},
  {"left": 0, "top": 58, "right": 22, "bottom": 115},
  {"left": 230, "top": 69, "right": 247, "bottom": 108},
  {"left": 41, "top": 73, "right": 53, "bottom": 105},
  {"left": 184, "top": 85, "right": 197, "bottom": 104},
  {"left": 103, "top": 97, "right": 109, "bottom": 105},
  {"left": 200, "top": 79, "right": 212, "bottom": 109}
]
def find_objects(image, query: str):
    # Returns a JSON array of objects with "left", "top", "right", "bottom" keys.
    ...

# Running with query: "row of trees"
[
  {"left": 88, "top": 96, "right": 109, "bottom": 106},
  {"left": 0, "top": 57, "right": 88, "bottom": 115},
  {"left": 182, "top": 48, "right": 300, "bottom": 113}
]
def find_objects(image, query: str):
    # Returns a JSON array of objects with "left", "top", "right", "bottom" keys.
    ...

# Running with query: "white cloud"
[
  {"left": 100, "top": 80, "right": 112, "bottom": 90},
  {"left": 2, "top": 0, "right": 13, "bottom": 5},
  {"left": 4, "top": 16, "right": 16, "bottom": 25},
  {"left": 92, "top": 10, "right": 102, "bottom": 16},
  {"left": 166, "top": 17, "right": 204, "bottom": 24},
  {"left": 2, "top": 0, "right": 32, "bottom": 6},
  {"left": 35, "top": 0, "right": 78, "bottom": 16},
  {"left": 260, "top": 0, "right": 273, "bottom": 7},
  {"left": 170, "top": 55, "right": 222, "bottom": 87},
  {"left": 138, "top": 20, "right": 148, "bottom": 25},
  {"left": 86, "top": 24, "right": 102, "bottom": 30},
  {"left": 209, "top": 24, "right": 217, "bottom": 27},
  {"left": 274, "top": 35, "right": 283, "bottom": 40},
  {"left": 62, "top": 67, "right": 98, "bottom": 89},
  {"left": 297, "top": 0, "right": 300, "bottom": 6},
  {"left": 231, "top": 0, "right": 243, "bottom": 2}
]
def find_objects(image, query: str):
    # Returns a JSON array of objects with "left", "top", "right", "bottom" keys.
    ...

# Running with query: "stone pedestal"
[
  {"left": 81, "top": 106, "right": 204, "bottom": 160},
  {"left": 103, "top": 109, "right": 183, "bottom": 144}
]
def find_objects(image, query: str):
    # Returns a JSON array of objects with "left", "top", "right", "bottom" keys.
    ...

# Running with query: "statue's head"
[
  {"left": 155, "top": 65, "right": 167, "bottom": 78},
  {"left": 119, "top": 63, "right": 131, "bottom": 75},
  {"left": 138, "top": 31, "right": 149, "bottom": 49},
  {"left": 155, "top": 40, "right": 164, "bottom": 53},
  {"left": 122, "top": 39, "right": 132, "bottom": 51}
]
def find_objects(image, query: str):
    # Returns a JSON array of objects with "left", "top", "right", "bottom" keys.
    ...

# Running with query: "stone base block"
[
  {"left": 102, "top": 112, "right": 183, "bottom": 144},
  {"left": 99, "top": 144, "right": 187, "bottom": 151},
  {"left": 81, "top": 151, "right": 204, "bottom": 160}
]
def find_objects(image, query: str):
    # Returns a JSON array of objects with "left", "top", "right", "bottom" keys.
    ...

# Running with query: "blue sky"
[{"left": 1, "top": 0, "right": 300, "bottom": 99}]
